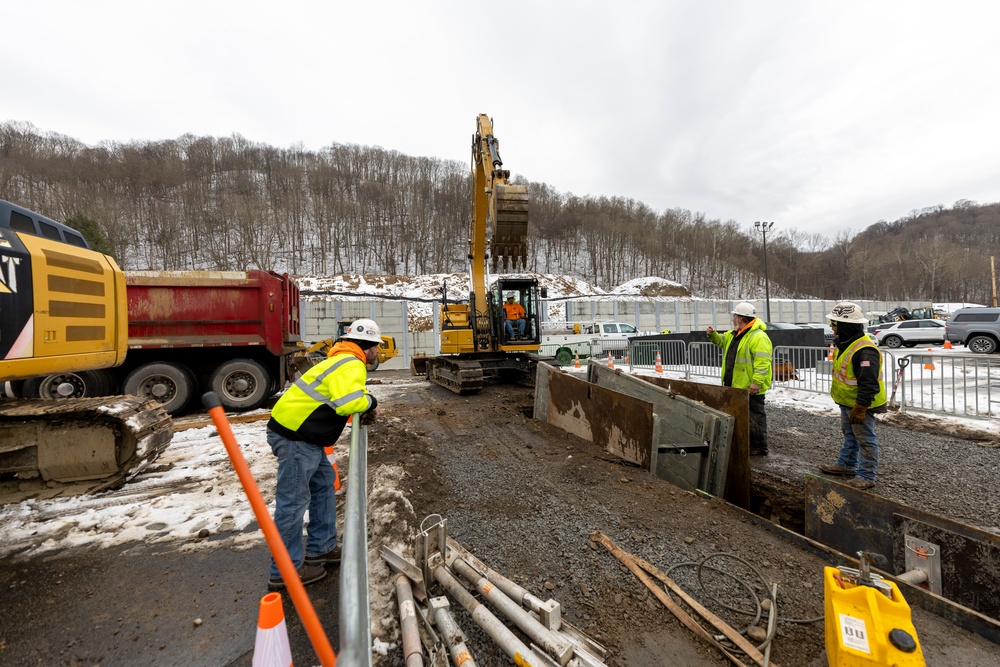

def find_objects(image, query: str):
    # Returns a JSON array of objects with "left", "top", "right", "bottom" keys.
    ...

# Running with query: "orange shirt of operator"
[{"left": 503, "top": 300, "right": 525, "bottom": 321}]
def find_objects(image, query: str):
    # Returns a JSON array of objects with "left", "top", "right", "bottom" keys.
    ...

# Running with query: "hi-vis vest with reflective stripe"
[
  {"left": 709, "top": 319, "right": 773, "bottom": 394},
  {"left": 270, "top": 352, "right": 372, "bottom": 431},
  {"left": 830, "top": 337, "right": 887, "bottom": 408}
]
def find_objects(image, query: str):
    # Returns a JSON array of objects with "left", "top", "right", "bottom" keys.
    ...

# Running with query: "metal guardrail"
[
  {"left": 625, "top": 340, "right": 996, "bottom": 419},
  {"left": 338, "top": 418, "right": 372, "bottom": 667}
]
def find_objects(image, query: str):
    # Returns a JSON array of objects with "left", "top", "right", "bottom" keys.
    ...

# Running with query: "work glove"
[
  {"left": 360, "top": 409, "right": 377, "bottom": 426},
  {"left": 849, "top": 404, "right": 867, "bottom": 425}
]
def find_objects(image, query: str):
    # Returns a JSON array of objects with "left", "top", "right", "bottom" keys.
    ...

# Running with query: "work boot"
[
  {"left": 267, "top": 563, "right": 327, "bottom": 591},
  {"left": 844, "top": 477, "right": 875, "bottom": 490},
  {"left": 304, "top": 545, "right": 342, "bottom": 566},
  {"left": 819, "top": 463, "right": 855, "bottom": 476}
]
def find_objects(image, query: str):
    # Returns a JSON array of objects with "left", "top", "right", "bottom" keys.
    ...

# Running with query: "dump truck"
[{"left": 18, "top": 269, "right": 303, "bottom": 414}]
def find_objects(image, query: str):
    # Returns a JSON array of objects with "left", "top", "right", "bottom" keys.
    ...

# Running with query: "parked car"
[
  {"left": 945, "top": 307, "right": 1000, "bottom": 354},
  {"left": 873, "top": 320, "right": 946, "bottom": 348},
  {"left": 795, "top": 322, "right": 835, "bottom": 345}
]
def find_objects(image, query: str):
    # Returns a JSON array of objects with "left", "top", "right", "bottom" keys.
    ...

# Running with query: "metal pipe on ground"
[
  {"left": 394, "top": 574, "right": 424, "bottom": 667},
  {"left": 431, "top": 560, "right": 544, "bottom": 667},
  {"left": 448, "top": 540, "right": 561, "bottom": 630},
  {"left": 429, "top": 596, "right": 477, "bottom": 667},
  {"left": 451, "top": 558, "right": 574, "bottom": 666}
]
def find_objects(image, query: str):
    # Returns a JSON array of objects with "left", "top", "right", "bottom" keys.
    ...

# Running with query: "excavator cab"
[{"left": 493, "top": 278, "right": 543, "bottom": 348}]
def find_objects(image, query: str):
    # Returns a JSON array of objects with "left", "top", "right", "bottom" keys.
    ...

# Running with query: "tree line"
[{"left": 1, "top": 121, "right": 998, "bottom": 304}]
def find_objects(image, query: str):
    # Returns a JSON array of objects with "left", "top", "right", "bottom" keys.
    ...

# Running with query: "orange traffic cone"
[
  {"left": 655, "top": 350, "right": 663, "bottom": 374},
  {"left": 253, "top": 592, "right": 292, "bottom": 667},
  {"left": 944, "top": 339, "right": 953, "bottom": 349},
  {"left": 624, "top": 351, "right": 630, "bottom": 365},
  {"left": 574, "top": 353, "right": 581, "bottom": 369},
  {"left": 607, "top": 352, "right": 614, "bottom": 369},
  {"left": 827, "top": 345, "right": 834, "bottom": 361},
  {"left": 324, "top": 446, "right": 341, "bottom": 491},
  {"left": 924, "top": 349, "right": 936, "bottom": 371}
]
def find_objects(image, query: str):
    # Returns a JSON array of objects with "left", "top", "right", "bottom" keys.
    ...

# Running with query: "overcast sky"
[{"left": 5, "top": 1, "right": 999, "bottom": 238}]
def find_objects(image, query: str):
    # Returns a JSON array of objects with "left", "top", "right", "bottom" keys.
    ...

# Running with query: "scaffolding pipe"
[
  {"left": 394, "top": 574, "right": 424, "bottom": 667},
  {"left": 460, "top": 554, "right": 559, "bottom": 627},
  {"left": 451, "top": 558, "right": 574, "bottom": 666},
  {"left": 429, "top": 596, "right": 478, "bottom": 667},
  {"left": 432, "top": 563, "right": 543, "bottom": 667}
]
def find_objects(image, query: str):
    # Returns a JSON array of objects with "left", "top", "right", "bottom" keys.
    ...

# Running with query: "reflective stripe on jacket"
[
  {"left": 267, "top": 345, "right": 373, "bottom": 446},
  {"left": 831, "top": 337, "right": 887, "bottom": 408},
  {"left": 708, "top": 319, "right": 773, "bottom": 394}
]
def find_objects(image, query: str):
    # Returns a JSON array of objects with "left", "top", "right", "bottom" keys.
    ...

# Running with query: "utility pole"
[
  {"left": 992, "top": 256, "right": 997, "bottom": 307},
  {"left": 754, "top": 221, "right": 775, "bottom": 321}
]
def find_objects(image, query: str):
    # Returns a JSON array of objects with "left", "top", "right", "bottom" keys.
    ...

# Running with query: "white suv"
[{"left": 873, "top": 320, "right": 946, "bottom": 348}]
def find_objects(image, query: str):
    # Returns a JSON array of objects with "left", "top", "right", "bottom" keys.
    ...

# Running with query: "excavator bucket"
[{"left": 490, "top": 183, "right": 529, "bottom": 271}]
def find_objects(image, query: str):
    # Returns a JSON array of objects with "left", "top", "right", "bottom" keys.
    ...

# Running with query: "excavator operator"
[{"left": 503, "top": 293, "right": 527, "bottom": 340}]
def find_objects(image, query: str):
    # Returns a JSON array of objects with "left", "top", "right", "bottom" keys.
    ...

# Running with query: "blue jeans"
[
  {"left": 267, "top": 430, "right": 338, "bottom": 579},
  {"left": 505, "top": 318, "right": 526, "bottom": 337},
  {"left": 835, "top": 406, "right": 879, "bottom": 481}
]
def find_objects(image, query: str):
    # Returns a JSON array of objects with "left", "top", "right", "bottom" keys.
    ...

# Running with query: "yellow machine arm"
[{"left": 470, "top": 114, "right": 529, "bottom": 307}]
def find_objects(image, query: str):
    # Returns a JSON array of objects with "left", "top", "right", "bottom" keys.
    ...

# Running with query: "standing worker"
[
  {"left": 706, "top": 302, "right": 773, "bottom": 456},
  {"left": 264, "top": 318, "right": 382, "bottom": 590},
  {"left": 819, "top": 302, "right": 886, "bottom": 490},
  {"left": 503, "top": 292, "right": 527, "bottom": 340}
]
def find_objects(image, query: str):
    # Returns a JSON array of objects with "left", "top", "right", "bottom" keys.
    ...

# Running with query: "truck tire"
[
  {"left": 555, "top": 347, "right": 573, "bottom": 366},
  {"left": 123, "top": 362, "right": 197, "bottom": 415},
  {"left": 366, "top": 357, "right": 380, "bottom": 372},
  {"left": 968, "top": 335, "right": 998, "bottom": 354},
  {"left": 22, "top": 371, "right": 110, "bottom": 399},
  {"left": 210, "top": 359, "right": 271, "bottom": 411}
]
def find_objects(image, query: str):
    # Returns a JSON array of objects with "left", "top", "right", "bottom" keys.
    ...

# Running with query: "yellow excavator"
[
  {"left": 0, "top": 199, "right": 172, "bottom": 504},
  {"left": 417, "top": 114, "right": 546, "bottom": 393}
]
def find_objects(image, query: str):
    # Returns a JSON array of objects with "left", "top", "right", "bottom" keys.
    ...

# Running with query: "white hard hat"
[
  {"left": 342, "top": 318, "right": 382, "bottom": 344},
  {"left": 506, "top": 292, "right": 516, "bottom": 299},
  {"left": 826, "top": 301, "right": 868, "bottom": 324},
  {"left": 731, "top": 302, "right": 756, "bottom": 317}
]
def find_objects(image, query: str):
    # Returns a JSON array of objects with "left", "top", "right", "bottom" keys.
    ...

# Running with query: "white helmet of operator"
[
  {"left": 731, "top": 302, "right": 756, "bottom": 317},
  {"left": 826, "top": 301, "right": 868, "bottom": 324},
  {"left": 342, "top": 318, "right": 382, "bottom": 344}
]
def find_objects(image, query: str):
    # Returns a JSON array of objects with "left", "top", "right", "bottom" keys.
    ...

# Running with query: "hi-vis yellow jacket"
[
  {"left": 708, "top": 318, "right": 773, "bottom": 394},
  {"left": 267, "top": 341, "right": 376, "bottom": 446}
]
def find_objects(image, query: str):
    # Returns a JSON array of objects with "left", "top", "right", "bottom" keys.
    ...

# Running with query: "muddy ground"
[{"left": 362, "top": 373, "right": 1000, "bottom": 667}]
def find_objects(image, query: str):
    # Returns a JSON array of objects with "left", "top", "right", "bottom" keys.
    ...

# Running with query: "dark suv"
[{"left": 945, "top": 307, "right": 1000, "bottom": 354}]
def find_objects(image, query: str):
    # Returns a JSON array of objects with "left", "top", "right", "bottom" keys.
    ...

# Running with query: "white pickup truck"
[{"left": 539, "top": 321, "right": 648, "bottom": 366}]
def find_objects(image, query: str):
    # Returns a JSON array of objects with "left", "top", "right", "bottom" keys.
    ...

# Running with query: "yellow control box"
[{"left": 823, "top": 566, "right": 924, "bottom": 666}]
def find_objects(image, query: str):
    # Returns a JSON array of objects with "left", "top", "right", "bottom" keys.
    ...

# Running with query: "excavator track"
[
  {"left": 426, "top": 358, "right": 485, "bottom": 395},
  {"left": 0, "top": 396, "right": 173, "bottom": 504}
]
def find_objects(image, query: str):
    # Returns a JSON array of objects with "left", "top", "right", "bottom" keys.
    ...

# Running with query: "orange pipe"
[{"left": 204, "top": 394, "right": 337, "bottom": 667}]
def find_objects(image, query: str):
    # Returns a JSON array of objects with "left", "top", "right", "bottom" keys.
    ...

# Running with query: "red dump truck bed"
[{"left": 124, "top": 270, "right": 300, "bottom": 356}]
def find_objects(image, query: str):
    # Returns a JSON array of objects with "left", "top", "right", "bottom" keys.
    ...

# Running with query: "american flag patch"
[{"left": 860, "top": 360, "right": 871, "bottom": 367}]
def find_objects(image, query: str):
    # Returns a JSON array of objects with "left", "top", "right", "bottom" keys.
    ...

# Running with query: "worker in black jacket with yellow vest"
[
  {"left": 819, "top": 302, "right": 886, "bottom": 490},
  {"left": 265, "top": 318, "right": 381, "bottom": 590}
]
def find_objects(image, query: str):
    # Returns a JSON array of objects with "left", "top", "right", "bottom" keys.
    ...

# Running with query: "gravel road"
[{"left": 362, "top": 376, "right": 1000, "bottom": 667}]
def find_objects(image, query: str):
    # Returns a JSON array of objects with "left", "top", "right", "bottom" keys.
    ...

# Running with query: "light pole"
[{"left": 754, "top": 221, "right": 775, "bottom": 322}]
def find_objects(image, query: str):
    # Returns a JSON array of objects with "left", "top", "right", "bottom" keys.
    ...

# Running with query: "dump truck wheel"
[
  {"left": 124, "top": 362, "right": 197, "bottom": 415},
  {"left": 210, "top": 358, "right": 271, "bottom": 411},
  {"left": 22, "top": 371, "right": 105, "bottom": 399},
  {"left": 366, "top": 357, "right": 380, "bottom": 372}
]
